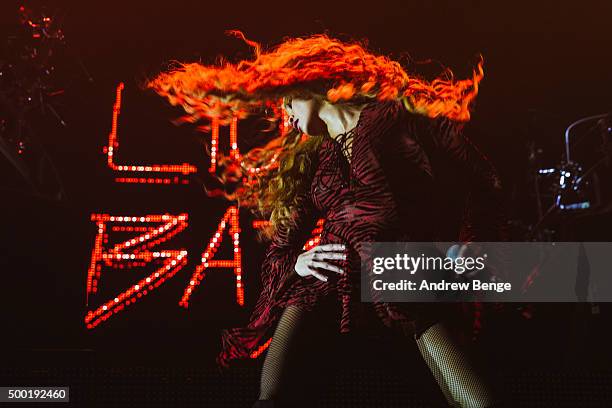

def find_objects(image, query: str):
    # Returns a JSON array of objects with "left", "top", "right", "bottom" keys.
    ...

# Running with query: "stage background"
[{"left": 2, "top": 0, "right": 612, "bottom": 406}]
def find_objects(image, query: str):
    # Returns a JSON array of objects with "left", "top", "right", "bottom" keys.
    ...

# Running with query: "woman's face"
[{"left": 283, "top": 96, "right": 328, "bottom": 136}]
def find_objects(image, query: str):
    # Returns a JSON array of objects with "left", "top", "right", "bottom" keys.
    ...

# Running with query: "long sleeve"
[
  {"left": 425, "top": 117, "right": 511, "bottom": 335},
  {"left": 370, "top": 100, "right": 507, "bottom": 242},
  {"left": 217, "top": 190, "right": 322, "bottom": 369},
  {"left": 257, "top": 192, "right": 323, "bottom": 306},
  {"left": 365, "top": 101, "right": 438, "bottom": 241},
  {"left": 426, "top": 116, "right": 508, "bottom": 242}
]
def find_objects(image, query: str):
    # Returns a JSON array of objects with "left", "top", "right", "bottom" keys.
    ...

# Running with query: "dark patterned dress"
[{"left": 217, "top": 100, "right": 506, "bottom": 368}]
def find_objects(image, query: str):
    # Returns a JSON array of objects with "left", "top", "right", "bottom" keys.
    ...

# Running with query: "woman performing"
[{"left": 148, "top": 31, "right": 507, "bottom": 408}]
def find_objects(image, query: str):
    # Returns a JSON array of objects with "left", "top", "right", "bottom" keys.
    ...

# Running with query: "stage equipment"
[
  {"left": 529, "top": 112, "right": 612, "bottom": 239},
  {"left": 0, "top": 4, "right": 90, "bottom": 201}
]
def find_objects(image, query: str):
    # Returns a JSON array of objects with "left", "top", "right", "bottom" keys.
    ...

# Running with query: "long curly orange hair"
[{"left": 147, "top": 31, "right": 484, "bottom": 239}]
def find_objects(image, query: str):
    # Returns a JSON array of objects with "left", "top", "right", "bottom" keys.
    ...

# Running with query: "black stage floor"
[{"left": 3, "top": 322, "right": 612, "bottom": 408}]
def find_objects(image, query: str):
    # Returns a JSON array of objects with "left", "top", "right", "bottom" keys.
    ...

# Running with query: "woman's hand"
[{"left": 294, "top": 243, "right": 347, "bottom": 282}]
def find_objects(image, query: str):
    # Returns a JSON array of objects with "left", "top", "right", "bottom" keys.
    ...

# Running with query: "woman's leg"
[
  {"left": 255, "top": 296, "right": 341, "bottom": 407},
  {"left": 415, "top": 322, "right": 496, "bottom": 407},
  {"left": 258, "top": 304, "right": 307, "bottom": 401}
]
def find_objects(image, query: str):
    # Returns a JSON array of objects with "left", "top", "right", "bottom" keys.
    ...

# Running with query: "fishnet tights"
[
  {"left": 416, "top": 322, "right": 496, "bottom": 407},
  {"left": 256, "top": 305, "right": 496, "bottom": 407},
  {"left": 258, "top": 304, "right": 307, "bottom": 401}
]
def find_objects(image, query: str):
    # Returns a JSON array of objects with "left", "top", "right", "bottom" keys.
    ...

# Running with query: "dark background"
[{"left": 1, "top": 0, "right": 612, "bottom": 406}]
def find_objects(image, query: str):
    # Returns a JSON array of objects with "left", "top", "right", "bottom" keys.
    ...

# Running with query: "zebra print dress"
[{"left": 217, "top": 99, "right": 506, "bottom": 368}]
